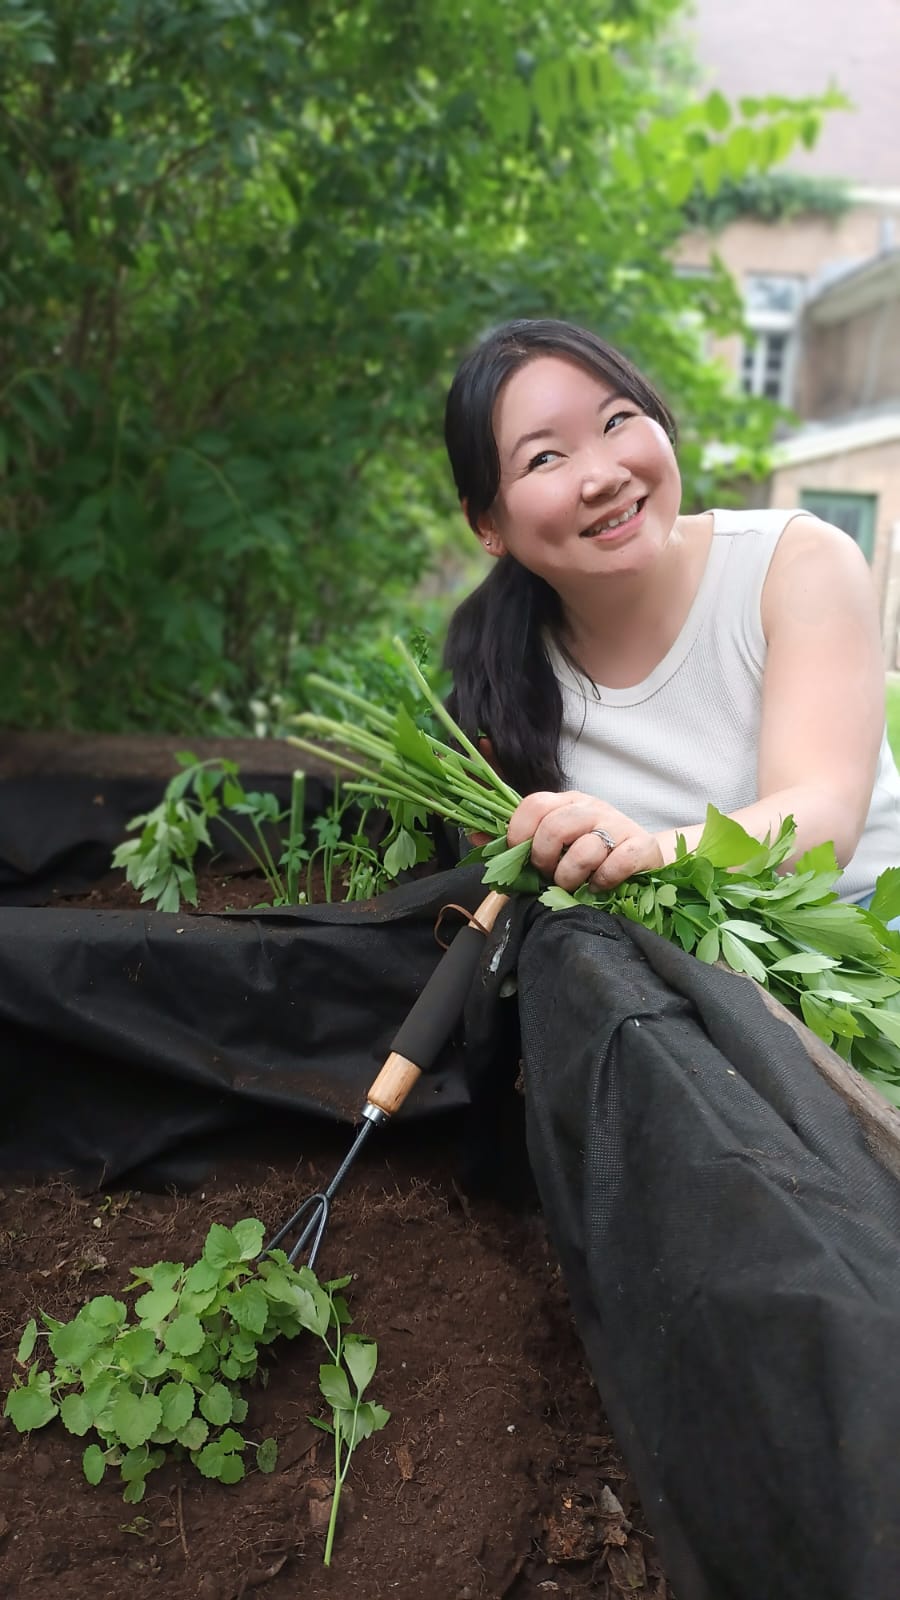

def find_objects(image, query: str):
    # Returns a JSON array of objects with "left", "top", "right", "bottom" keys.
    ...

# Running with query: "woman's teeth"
[{"left": 582, "top": 500, "right": 641, "bottom": 536}]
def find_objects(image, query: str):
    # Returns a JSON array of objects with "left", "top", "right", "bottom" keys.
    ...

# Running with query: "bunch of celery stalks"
[{"left": 290, "top": 640, "right": 900, "bottom": 1106}]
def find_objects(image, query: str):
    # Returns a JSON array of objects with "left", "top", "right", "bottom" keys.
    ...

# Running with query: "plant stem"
[
  {"left": 287, "top": 770, "right": 305, "bottom": 904},
  {"left": 392, "top": 635, "right": 522, "bottom": 809}
]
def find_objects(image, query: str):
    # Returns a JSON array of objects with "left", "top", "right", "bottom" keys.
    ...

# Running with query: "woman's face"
[{"left": 476, "top": 355, "right": 682, "bottom": 589}]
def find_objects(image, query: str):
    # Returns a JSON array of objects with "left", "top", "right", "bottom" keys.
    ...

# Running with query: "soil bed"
[
  {"left": 1, "top": 734, "right": 673, "bottom": 1598},
  {"left": 1, "top": 1134, "right": 670, "bottom": 1600}
]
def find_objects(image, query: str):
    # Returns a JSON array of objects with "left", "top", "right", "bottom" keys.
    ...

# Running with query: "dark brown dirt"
[
  {"left": 1, "top": 735, "right": 673, "bottom": 1598},
  {"left": 0, "top": 1144, "right": 670, "bottom": 1600}
]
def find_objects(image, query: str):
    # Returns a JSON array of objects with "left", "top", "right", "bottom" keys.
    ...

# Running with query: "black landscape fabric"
[
  {"left": 515, "top": 904, "right": 900, "bottom": 1600},
  {"left": 0, "top": 866, "right": 487, "bottom": 1184},
  {"left": 5, "top": 853, "right": 900, "bottom": 1598}
]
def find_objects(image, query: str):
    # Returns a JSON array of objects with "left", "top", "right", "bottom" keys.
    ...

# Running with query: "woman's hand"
[{"left": 508, "top": 791, "right": 663, "bottom": 891}]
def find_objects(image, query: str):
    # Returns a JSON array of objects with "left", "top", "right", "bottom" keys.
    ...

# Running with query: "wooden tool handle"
[{"left": 366, "top": 1051, "right": 423, "bottom": 1117}]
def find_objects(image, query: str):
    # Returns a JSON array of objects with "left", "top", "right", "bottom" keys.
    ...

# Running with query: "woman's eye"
[
  {"left": 526, "top": 449, "right": 561, "bottom": 471},
  {"left": 604, "top": 410, "right": 637, "bottom": 433}
]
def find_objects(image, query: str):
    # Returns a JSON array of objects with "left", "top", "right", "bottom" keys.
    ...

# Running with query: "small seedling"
[
  {"left": 4, "top": 1219, "right": 389, "bottom": 1562},
  {"left": 309, "top": 1296, "right": 390, "bottom": 1565}
]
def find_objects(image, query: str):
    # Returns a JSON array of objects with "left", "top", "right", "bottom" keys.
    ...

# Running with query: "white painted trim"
[
  {"left": 848, "top": 186, "right": 900, "bottom": 207},
  {"left": 774, "top": 411, "right": 900, "bottom": 467}
]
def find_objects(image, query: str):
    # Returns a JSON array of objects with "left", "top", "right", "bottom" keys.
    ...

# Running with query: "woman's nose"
[{"left": 581, "top": 456, "right": 631, "bottom": 501}]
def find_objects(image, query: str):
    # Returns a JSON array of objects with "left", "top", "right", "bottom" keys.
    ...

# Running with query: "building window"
[
  {"left": 801, "top": 490, "right": 877, "bottom": 561},
  {"left": 740, "top": 274, "right": 805, "bottom": 406},
  {"left": 741, "top": 331, "right": 791, "bottom": 402}
]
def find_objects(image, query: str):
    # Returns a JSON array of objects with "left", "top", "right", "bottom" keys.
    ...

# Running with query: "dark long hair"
[{"left": 443, "top": 318, "right": 677, "bottom": 796}]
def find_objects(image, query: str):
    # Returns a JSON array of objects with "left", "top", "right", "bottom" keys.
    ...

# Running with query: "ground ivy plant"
[{"left": 4, "top": 1218, "right": 388, "bottom": 1564}]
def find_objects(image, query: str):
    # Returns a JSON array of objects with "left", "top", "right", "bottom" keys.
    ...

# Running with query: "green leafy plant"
[
  {"left": 4, "top": 1218, "right": 389, "bottom": 1563},
  {"left": 111, "top": 754, "right": 408, "bottom": 912},
  {"left": 290, "top": 638, "right": 900, "bottom": 1101},
  {"left": 309, "top": 1302, "right": 391, "bottom": 1565}
]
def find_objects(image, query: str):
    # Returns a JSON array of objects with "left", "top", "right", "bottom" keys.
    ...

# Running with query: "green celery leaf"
[
  {"left": 720, "top": 930, "right": 768, "bottom": 983},
  {"left": 718, "top": 919, "right": 778, "bottom": 944},
  {"left": 857, "top": 1006, "right": 900, "bottom": 1049},
  {"left": 319, "top": 1363, "right": 353, "bottom": 1410},
  {"left": 868, "top": 866, "right": 900, "bottom": 923},
  {"left": 694, "top": 805, "right": 783, "bottom": 870},
  {"left": 393, "top": 704, "right": 445, "bottom": 778},
  {"left": 383, "top": 827, "right": 418, "bottom": 877},
  {"left": 775, "top": 906, "right": 887, "bottom": 960},
  {"left": 481, "top": 839, "right": 532, "bottom": 886},
  {"left": 343, "top": 1336, "right": 378, "bottom": 1395},
  {"left": 768, "top": 951, "right": 840, "bottom": 974},
  {"left": 695, "top": 927, "right": 720, "bottom": 965},
  {"left": 792, "top": 840, "right": 841, "bottom": 877},
  {"left": 800, "top": 992, "right": 835, "bottom": 1044}
]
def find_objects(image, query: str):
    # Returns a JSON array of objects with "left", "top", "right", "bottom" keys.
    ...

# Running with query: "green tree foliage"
[
  {"left": 684, "top": 171, "right": 851, "bottom": 232},
  {"left": 0, "top": 0, "right": 838, "bottom": 730}
]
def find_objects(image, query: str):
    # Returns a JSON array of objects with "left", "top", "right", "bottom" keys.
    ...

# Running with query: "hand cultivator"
[{"left": 268, "top": 889, "right": 509, "bottom": 1268}]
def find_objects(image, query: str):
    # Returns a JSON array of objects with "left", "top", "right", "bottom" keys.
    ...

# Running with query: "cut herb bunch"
[{"left": 290, "top": 638, "right": 900, "bottom": 1104}]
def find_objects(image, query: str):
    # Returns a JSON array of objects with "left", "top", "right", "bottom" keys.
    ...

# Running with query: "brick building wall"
[
  {"left": 683, "top": 0, "right": 900, "bottom": 188},
  {"left": 771, "top": 436, "right": 900, "bottom": 657}
]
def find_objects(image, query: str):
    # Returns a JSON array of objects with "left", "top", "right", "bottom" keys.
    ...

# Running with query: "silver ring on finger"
[{"left": 590, "top": 827, "right": 617, "bottom": 851}]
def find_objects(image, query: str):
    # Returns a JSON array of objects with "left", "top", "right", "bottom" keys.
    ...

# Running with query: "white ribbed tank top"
[{"left": 545, "top": 507, "right": 900, "bottom": 903}]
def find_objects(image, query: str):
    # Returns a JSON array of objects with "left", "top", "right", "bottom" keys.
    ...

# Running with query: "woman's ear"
[{"left": 473, "top": 512, "right": 505, "bottom": 559}]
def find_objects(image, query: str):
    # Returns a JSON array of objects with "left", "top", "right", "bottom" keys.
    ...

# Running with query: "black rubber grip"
[{"left": 390, "top": 922, "right": 486, "bottom": 1072}]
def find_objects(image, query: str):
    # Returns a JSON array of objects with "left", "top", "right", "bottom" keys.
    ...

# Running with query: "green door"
[{"left": 801, "top": 490, "right": 877, "bottom": 561}]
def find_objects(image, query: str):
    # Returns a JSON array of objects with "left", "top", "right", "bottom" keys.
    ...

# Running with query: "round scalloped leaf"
[
  {"left": 256, "top": 1437, "right": 278, "bottom": 1474},
  {"left": 60, "top": 1392, "right": 94, "bottom": 1437},
  {"left": 110, "top": 1389, "right": 164, "bottom": 1450},
  {"left": 218, "top": 1452, "right": 245, "bottom": 1485},
  {"left": 227, "top": 1283, "right": 268, "bottom": 1336},
  {"left": 199, "top": 1383, "right": 233, "bottom": 1426},
  {"left": 83, "top": 1295, "right": 127, "bottom": 1329},
  {"left": 231, "top": 1219, "right": 265, "bottom": 1261},
  {"left": 163, "top": 1314, "right": 205, "bottom": 1356},
  {"left": 135, "top": 1285, "right": 180, "bottom": 1325},
  {"left": 202, "top": 1224, "right": 241, "bottom": 1270},
  {"left": 178, "top": 1416, "right": 209, "bottom": 1451},
  {"left": 4, "top": 1382, "right": 58, "bottom": 1432},
  {"left": 159, "top": 1381, "right": 195, "bottom": 1432}
]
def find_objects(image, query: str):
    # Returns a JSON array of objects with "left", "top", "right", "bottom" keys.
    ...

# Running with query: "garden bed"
[
  {"left": 0, "top": 734, "right": 672, "bottom": 1599},
  {"left": 0, "top": 1136, "right": 668, "bottom": 1600}
]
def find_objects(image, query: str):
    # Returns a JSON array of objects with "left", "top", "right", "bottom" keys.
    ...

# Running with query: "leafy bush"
[{"left": 0, "top": 1, "right": 837, "bottom": 731}]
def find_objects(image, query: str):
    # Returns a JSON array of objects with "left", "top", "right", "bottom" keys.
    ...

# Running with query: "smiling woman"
[{"left": 443, "top": 318, "right": 900, "bottom": 910}]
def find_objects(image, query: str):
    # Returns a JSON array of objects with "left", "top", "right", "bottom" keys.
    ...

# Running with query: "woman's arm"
[{"left": 509, "top": 516, "right": 887, "bottom": 890}]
